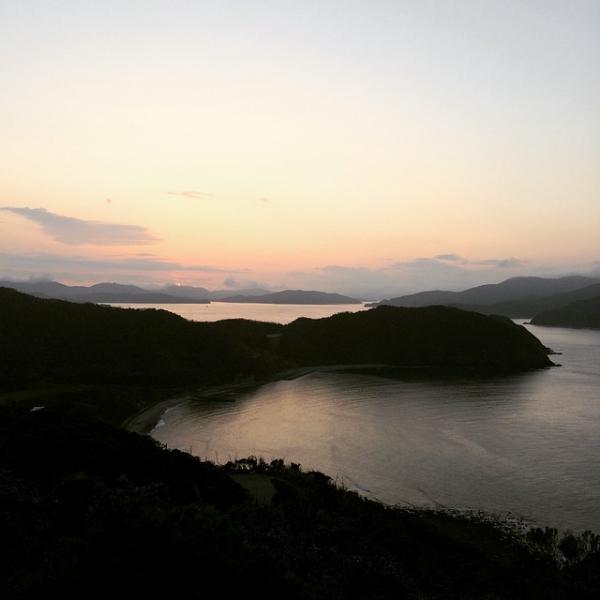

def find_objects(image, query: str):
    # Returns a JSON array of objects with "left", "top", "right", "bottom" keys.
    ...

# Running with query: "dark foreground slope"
[{"left": 1, "top": 404, "right": 599, "bottom": 600}]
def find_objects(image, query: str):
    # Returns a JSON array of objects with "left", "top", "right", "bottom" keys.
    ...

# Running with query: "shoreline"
[
  {"left": 122, "top": 377, "right": 283, "bottom": 435},
  {"left": 121, "top": 362, "right": 527, "bottom": 436},
  {"left": 121, "top": 364, "right": 388, "bottom": 435}
]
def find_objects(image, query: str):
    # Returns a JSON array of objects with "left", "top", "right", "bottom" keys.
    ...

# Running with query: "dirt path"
[{"left": 229, "top": 473, "right": 278, "bottom": 505}]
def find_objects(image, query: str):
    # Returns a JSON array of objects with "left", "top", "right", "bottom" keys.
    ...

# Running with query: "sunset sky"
[{"left": 1, "top": 1, "right": 598, "bottom": 299}]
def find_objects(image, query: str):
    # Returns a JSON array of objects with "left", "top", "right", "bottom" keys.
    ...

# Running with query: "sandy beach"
[{"left": 121, "top": 379, "right": 275, "bottom": 435}]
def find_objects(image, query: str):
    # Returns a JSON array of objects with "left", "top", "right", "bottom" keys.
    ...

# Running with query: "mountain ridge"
[
  {"left": 220, "top": 290, "right": 362, "bottom": 305},
  {"left": 370, "top": 276, "right": 600, "bottom": 318},
  {"left": 0, "top": 280, "right": 361, "bottom": 305}
]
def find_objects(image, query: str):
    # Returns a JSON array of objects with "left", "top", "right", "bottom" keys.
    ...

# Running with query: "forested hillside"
[
  {"left": 1, "top": 404, "right": 599, "bottom": 600},
  {"left": 1, "top": 288, "right": 553, "bottom": 397},
  {"left": 530, "top": 295, "right": 600, "bottom": 329},
  {"left": 280, "top": 305, "right": 553, "bottom": 369}
]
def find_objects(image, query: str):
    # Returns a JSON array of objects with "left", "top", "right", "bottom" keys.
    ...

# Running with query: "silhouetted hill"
[
  {"left": 371, "top": 276, "right": 600, "bottom": 318},
  {"left": 0, "top": 280, "right": 211, "bottom": 304},
  {"left": 530, "top": 295, "right": 600, "bottom": 329},
  {"left": 280, "top": 305, "right": 553, "bottom": 369},
  {"left": 0, "top": 280, "right": 359, "bottom": 304},
  {"left": 221, "top": 289, "right": 362, "bottom": 304},
  {"left": 159, "top": 284, "right": 273, "bottom": 300},
  {"left": 454, "top": 283, "right": 600, "bottom": 318},
  {"left": 0, "top": 288, "right": 552, "bottom": 399},
  {"left": 160, "top": 284, "right": 213, "bottom": 298},
  {"left": 0, "top": 287, "right": 283, "bottom": 395},
  {"left": 2, "top": 405, "right": 598, "bottom": 600},
  {"left": 87, "top": 282, "right": 149, "bottom": 294},
  {"left": 71, "top": 292, "right": 210, "bottom": 304},
  {"left": 0, "top": 279, "right": 86, "bottom": 298}
]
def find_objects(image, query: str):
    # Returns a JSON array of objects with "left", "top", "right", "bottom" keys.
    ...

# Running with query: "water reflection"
[{"left": 152, "top": 326, "right": 600, "bottom": 533}]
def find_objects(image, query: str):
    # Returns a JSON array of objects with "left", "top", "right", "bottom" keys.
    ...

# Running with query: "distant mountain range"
[
  {"left": 369, "top": 276, "right": 600, "bottom": 327},
  {"left": 3, "top": 276, "right": 599, "bottom": 328},
  {"left": 0, "top": 280, "right": 361, "bottom": 306},
  {"left": 0, "top": 281, "right": 212, "bottom": 304},
  {"left": 220, "top": 290, "right": 362, "bottom": 305}
]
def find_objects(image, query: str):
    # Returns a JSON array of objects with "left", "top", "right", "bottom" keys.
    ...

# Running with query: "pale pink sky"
[{"left": 1, "top": 1, "right": 599, "bottom": 299}]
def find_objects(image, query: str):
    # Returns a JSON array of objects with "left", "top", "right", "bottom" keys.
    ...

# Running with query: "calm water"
[
  {"left": 109, "top": 301, "right": 366, "bottom": 324},
  {"left": 142, "top": 303, "right": 600, "bottom": 533}
]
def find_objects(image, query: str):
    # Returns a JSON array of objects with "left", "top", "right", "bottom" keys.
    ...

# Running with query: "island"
[{"left": 219, "top": 289, "right": 362, "bottom": 304}]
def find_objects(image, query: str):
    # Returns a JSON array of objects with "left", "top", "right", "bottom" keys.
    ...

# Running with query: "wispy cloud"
[
  {"left": 473, "top": 258, "right": 525, "bottom": 269},
  {"left": 1, "top": 207, "right": 160, "bottom": 246},
  {"left": 222, "top": 277, "right": 272, "bottom": 290},
  {"left": 0, "top": 251, "right": 248, "bottom": 274},
  {"left": 167, "top": 190, "right": 214, "bottom": 199},
  {"left": 435, "top": 254, "right": 464, "bottom": 262},
  {"left": 395, "top": 255, "right": 525, "bottom": 270},
  {"left": 0, "top": 251, "right": 250, "bottom": 286},
  {"left": 391, "top": 257, "right": 457, "bottom": 270}
]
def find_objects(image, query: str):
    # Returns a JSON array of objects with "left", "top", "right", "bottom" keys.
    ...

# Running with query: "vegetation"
[
  {"left": 280, "top": 305, "right": 554, "bottom": 369},
  {"left": 371, "top": 276, "right": 600, "bottom": 319},
  {"left": 3, "top": 287, "right": 591, "bottom": 598},
  {"left": 0, "top": 287, "right": 553, "bottom": 418},
  {"left": 0, "top": 405, "right": 598, "bottom": 599},
  {"left": 530, "top": 295, "right": 600, "bottom": 329},
  {"left": 0, "top": 287, "right": 290, "bottom": 420}
]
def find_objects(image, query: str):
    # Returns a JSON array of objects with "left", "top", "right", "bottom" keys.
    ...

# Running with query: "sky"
[{"left": 1, "top": 1, "right": 599, "bottom": 300}]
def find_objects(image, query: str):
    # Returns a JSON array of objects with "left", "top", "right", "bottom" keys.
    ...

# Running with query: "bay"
[
  {"left": 132, "top": 303, "right": 600, "bottom": 533},
  {"left": 108, "top": 301, "right": 366, "bottom": 324}
]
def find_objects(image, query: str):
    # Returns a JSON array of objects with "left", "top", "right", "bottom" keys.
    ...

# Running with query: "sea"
[{"left": 112, "top": 302, "right": 600, "bottom": 533}]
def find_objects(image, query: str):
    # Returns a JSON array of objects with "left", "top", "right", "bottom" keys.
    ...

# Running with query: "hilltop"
[
  {"left": 279, "top": 305, "right": 553, "bottom": 370},
  {"left": 0, "top": 287, "right": 553, "bottom": 421},
  {"left": 0, "top": 284, "right": 557, "bottom": 433}
]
